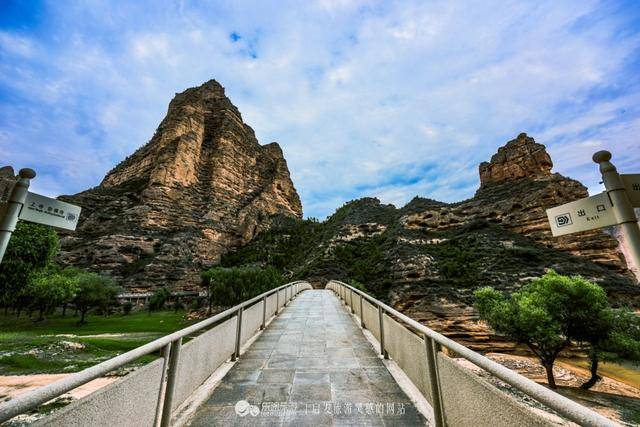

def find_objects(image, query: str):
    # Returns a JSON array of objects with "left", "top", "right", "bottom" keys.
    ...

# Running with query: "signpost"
[
  {"left": 620, "top": 174, "right": 640, "bottom": 207},
  {"left": 0, "top": 169, "right": 82, "bottom": 263},
  {"left": 545, "top": 151, "right": 640, "bottom": 270},
  {"left": 19, "top": 192, "right": 81, "bottom": 231},
  {"left": 546, "top": 192, "right": 617, "bottom": 237}
]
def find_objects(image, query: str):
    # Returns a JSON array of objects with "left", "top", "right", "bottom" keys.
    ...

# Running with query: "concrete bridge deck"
[{"left": 187, "top": 289, "right": 427, "bottom": 426}]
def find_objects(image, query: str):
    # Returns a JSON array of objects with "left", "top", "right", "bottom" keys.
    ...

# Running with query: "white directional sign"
[
  {"left": 546, "top": 192, "right": 617, "bottom": 237},
  {"left": 621, "top": 174, "right": 640, "bottom": 207},
  {"left": 19, "top": 192, "right": 81, "bottom": 231}
]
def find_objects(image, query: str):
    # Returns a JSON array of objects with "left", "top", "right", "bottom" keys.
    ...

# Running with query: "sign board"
[
  {"left": 546, "top": 192, "right": 617, "bottom": 237},
  {"left": 621, "top": 174, "right": 640, "bottom": 208},
  {"left": 19, "top": 192, "right": 81, "bottom": 231}
]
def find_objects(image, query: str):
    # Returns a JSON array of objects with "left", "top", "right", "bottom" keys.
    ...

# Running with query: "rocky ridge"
[
  {"left": 57, "top": 80, "right": 302, "bottom": 291},
  {"left": 222, "top": 133, "right": 638, "bottom": 352}
]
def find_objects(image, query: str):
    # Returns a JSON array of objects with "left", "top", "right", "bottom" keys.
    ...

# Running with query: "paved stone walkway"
[{"left": 187, "top": 289, "right": 427, "bottom": 426}]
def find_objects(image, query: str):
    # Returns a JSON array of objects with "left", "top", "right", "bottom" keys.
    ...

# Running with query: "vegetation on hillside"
[
  {"left": 220, "top": 201, "right": 629, "bottom": 302},
  {"left": 201, "top": 266, "right": 285, "bottom": 310}
]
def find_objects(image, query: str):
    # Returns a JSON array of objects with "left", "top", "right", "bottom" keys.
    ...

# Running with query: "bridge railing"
[
  {"left": 0, "top": 280, "right": 312, "bottom": 427},
  {"left": 326, "top": 280, "right": 617, "bottom": 427}
]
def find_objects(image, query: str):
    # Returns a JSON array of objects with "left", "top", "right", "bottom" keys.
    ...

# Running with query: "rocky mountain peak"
[
  {"left": 58, "top": 80, "right": 302, "bottom": 292},
  {"left": 479, "top": 133, "right": 553, "bottom": 186}
]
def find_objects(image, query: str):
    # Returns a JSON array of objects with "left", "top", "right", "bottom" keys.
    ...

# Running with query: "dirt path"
[{"left": 0, "top": 374, "right": 117, "bottom": 403}]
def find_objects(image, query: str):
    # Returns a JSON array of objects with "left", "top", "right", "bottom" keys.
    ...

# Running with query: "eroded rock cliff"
[
  {"left": 58, "top": 80, "right": 302, "bottom": 291},
  {"left": 402, "top": 133, "right": 629, "bottom": 273}
]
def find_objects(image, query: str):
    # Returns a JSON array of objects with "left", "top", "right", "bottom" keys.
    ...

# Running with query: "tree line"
[
  {"left": 0, "top": 223, "right": 119, "bottom": 324},
  {"left": 0, "top": 223, "right": 287, "bottom": 324}
]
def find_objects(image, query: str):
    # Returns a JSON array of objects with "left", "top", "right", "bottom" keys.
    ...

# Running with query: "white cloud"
[
  {"left": 0, "top": 31, "right": 35, "bottom": 57},
  {"left": 0, "top": 0, "right": 639, "bottom": 219}
]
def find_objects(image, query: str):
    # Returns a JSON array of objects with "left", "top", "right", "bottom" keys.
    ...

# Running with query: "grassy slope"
[{"left": 0, "top": 311, "right": 195, "bottom": 375}]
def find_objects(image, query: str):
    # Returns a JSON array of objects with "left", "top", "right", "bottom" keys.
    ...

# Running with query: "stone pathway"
[{"left": 187, "top": 289, "right": 427, "bottom": 426}]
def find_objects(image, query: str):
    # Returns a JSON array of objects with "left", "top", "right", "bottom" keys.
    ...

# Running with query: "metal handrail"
[
  {"left": 0, "top": 280, "right": 309, "bottom": 424},
  {"left": 327, "top": 280, "right": 617, "bottom": 427}
]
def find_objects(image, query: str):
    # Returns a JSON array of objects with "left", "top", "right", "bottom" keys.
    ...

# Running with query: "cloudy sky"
[{"left": 1, "top": 0, "right": 639, "bottom": 218}]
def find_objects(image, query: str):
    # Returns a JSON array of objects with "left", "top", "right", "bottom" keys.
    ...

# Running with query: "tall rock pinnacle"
[{"left": 58, "top": 79, "right": 302, "bottom": 291}]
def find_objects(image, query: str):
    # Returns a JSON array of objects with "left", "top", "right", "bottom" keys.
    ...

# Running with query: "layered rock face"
[
  {"left": 401, "top": 133, "right": 629, "bottom": 275},
  {"left": 58, "top": 80, "right": 302, "bottom": 292},
  {"left": 391, "top": 134, "right": 635, "bottom": 350},
  {"left": 478, "top": 133, "right": 553, "bottom": 184}
]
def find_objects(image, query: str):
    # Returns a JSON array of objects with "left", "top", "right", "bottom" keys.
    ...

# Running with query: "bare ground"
[{"left": 457, "top": 353, "right": 640, "bottom": 426}]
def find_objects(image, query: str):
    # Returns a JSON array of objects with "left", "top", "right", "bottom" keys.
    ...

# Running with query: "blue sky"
[{"left": 1, "top": 0, "right": 639, "bottom": 219}]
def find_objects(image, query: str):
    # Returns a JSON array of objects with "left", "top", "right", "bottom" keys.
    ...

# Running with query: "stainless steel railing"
[
  {"left": 0, "top": 280, "right": 310, "bottom": 425},
  {"left": 327, "top": 280, "right": 617, "bottom": 427}
]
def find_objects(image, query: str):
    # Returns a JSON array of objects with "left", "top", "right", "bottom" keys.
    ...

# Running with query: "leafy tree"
[
  {"left": 27, "top": 269, "right": 78, "bottom": 320},
  {"left": 0, "top": 223, "right": 58, "bottom": 311},
  {"left": 148, "top": 287, "right": 171, "bottom": 312},
  {"left": 72, "top": 273, "right": 119, "bottom": 325},
  {"left": 202, "top": 266, "right": 284, "bottom": 310},
  {"left": 349, "top": 279, "right": 366, "bottom": 292},
  {"left": 475, "top": 286, "right": 567, "bottom": 388},
  {"left": 581, "top": 307, "right": 640, "bottom": 389},
  {"left": 474, "top": 270, "right": 615, "bottom": 389}
]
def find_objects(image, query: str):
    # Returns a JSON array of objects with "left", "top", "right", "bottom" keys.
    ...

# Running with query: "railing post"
[
  {"left": 276, "top": 290, "right": 279, "bottom": 314},
  {"left": 261, "top": 296, "right": 267, "bottom": 330},
  {"left": 378, "top": 305, "right": 388, "bottom": 359},
  {"left": 160, "top": 338, "right": 182, "bottom": 427},
  {"left": 232, "top": 307, "right": 243, "bottom": 361},
  {"left": 359, "top": 294, "right": 365, "bottom": 328},
  {"left": 154, "top": 343, "right": 171, "bottom": 427},
  {"left": 349, "top": 288, "right": 353, "bottom": 313},
  {"left": 425, "top": 335, "right": 445, "bottom": 427}
]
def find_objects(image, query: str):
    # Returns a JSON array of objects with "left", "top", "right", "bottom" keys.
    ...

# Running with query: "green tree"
[
  {"left": 27, "top": 269, "right": 78, "bottom": 320},
  {"left": 475, "top": 286, "right": 567, "bottom": 388},
  {"left": 72, "top": 273, "right": 119, "bottom": 325},
  {"left": 148, "top": 287, "right": 171, "bottom": 312},
  {"left": 0, "top": 223, "right": 58, "bottom": 311},
  {"left": 474, "top": 270, "right": 615, "bottom": 389},
  {"left": 202, "top": 266, "right": 284, "bottom": 310},
  {"left": 581, "top": 307, "right": 640, "bottom": 389}
]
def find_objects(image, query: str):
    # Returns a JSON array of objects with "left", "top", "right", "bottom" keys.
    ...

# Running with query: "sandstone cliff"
[
  {"left": 58, "top": 80, "right": 302, "bottom": 291},
  {"left": 401, "top": 133, "right": 629, "bottom": 274}
]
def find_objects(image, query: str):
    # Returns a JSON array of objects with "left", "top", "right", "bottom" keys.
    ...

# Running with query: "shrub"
[
  {"left": 27, "top": 268, "right": 78, "bottom": 320},
  {"left": 172, "top": 300, "right": 185, "bottom": 312},
  {"left": 349, "top": 279, "right": 366, "bottom": 292},
  {"left": 122, "top": 301, "right": 133, "bottom": 315},
  {"left": 202, "top": 266, "right": 284, "bottom": 310},
  {"left": 148, "top": 287, "right": 171, "bottom": 312},
  {"left": 72, "top": 273, "right": 119, "bottom": 325}
]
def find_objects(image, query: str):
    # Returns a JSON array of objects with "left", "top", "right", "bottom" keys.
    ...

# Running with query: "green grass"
[
  {"left": 0, "top": 310, "right": 192, "bottom": 335},
  {"left": 0, "top": 310, "right": 196, "bottom": 375},
  {"left": 0, "top": 354, "right": 69, "bottom": 371}
]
